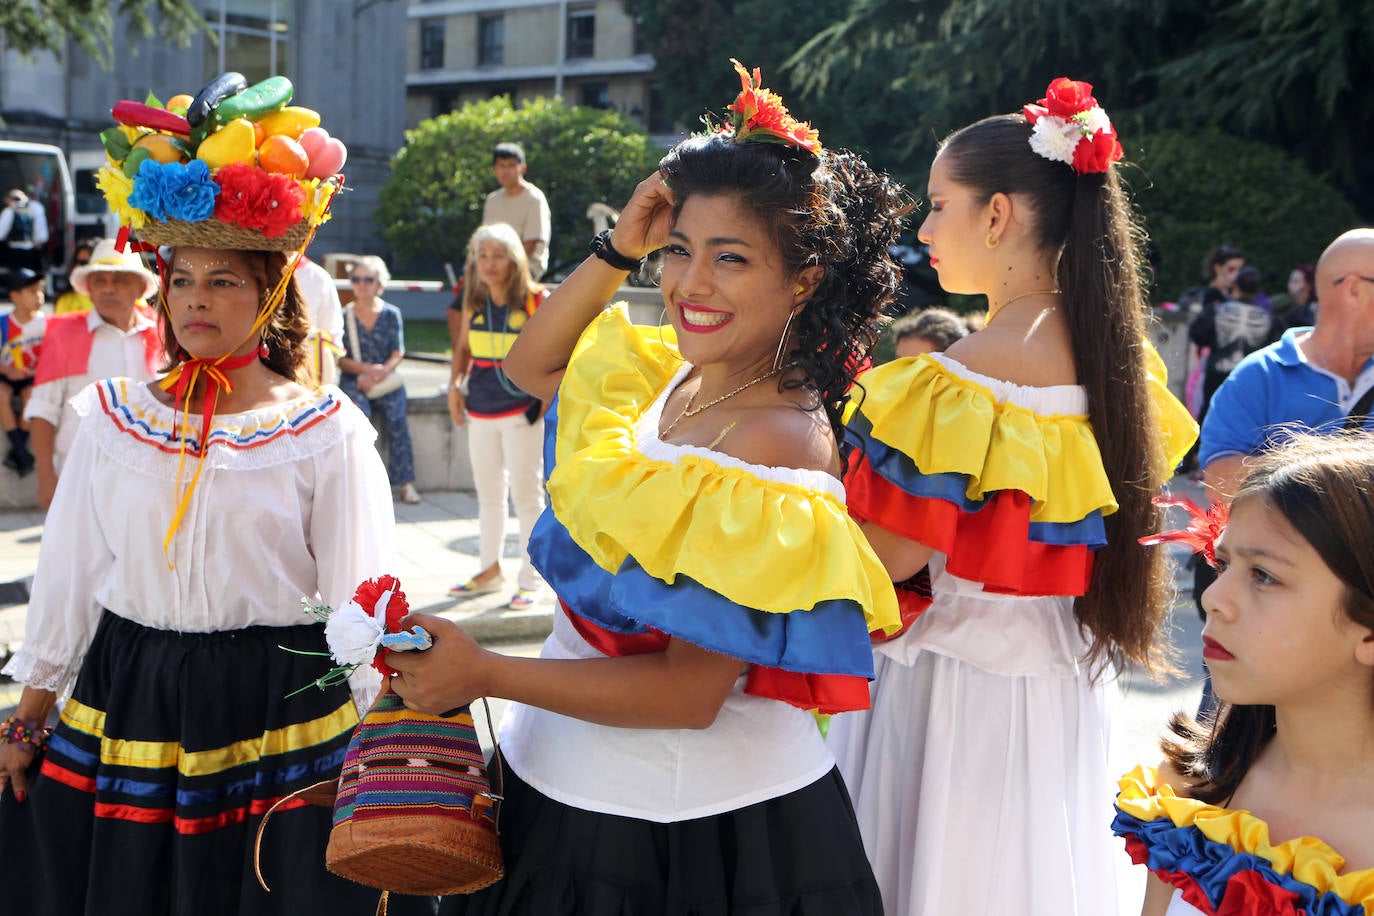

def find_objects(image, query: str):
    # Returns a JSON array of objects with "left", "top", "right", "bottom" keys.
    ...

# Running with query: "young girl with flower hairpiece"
[
  {"left": 1114, "top": 432, "right": 1374, "bottom": 915},
  {"left": 388, "top": 60, "right": 907, "bottom": 915},
  {"left": 827, "top": 78, "right": 1198, "bottom": 913}
]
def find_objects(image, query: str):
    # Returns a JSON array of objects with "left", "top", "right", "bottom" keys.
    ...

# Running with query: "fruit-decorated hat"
[{"left": 96, "top": 73, "right": 347, "bottom": 251}]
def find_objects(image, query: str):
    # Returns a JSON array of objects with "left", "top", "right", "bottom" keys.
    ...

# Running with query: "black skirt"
[
  {"left": 0, "top": 610, "right": 437, "bottom": 916},
  {"left": 439, "top": 754, "right": 883, "bottom": 916}
]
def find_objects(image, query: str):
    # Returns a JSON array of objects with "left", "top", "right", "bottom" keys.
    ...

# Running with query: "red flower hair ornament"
[
  {"left": 1138, "top": 495, "right": 1230, "bottom": 568},
  {"left": 703, "top": 59, "right": 822, "bottom": 156},
  {"left": 289, "top": 575, "right": 433, "bottom": 694},
  {"left": 1022, "top": 77, "right": 1123, "bottom": 175}
]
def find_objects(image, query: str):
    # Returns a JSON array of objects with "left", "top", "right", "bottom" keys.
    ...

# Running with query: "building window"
[
  {"left": 579, "top": 81, "right": 609, "bottom": 109},
  {"left": 478, "top": 14, "right": 503, "bottom": 66},
  {"left": 420, "top": 18, "right": 445, "bottom": 70},
  {"left": 633, "top": 16, "right": 647, "bottom": 55},
  {"left": 566, "top": 5, "right": 595, "bottom": 60},
  {"left": 203, "top": 0, "right": 293, "bottom": 84},
  {"left": 488, "top": 85, "right": 518, "bottom": 102}
]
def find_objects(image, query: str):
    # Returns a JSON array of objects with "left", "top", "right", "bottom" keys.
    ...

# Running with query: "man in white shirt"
[
  {"left": 1, "top": 189, "right": 51, "bottom": 275},
  {"left": 481, "top": 142, "right": 551, "bottom": 280},
  {"left": 293, "top": 256, "right": 345, "bottom": 385},
  {"left": 24, "top": 239, "right": 163, "bottom": 507}
]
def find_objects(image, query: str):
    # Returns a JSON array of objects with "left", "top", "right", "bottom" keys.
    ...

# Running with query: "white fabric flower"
[
  {"left": 324, "top": 599, "right": 384, "bottom": 666},
  {"left": 1029, "top": 116, "right": 1079, "bottom": 165},
  {"left": 1075, "top": 106, "right": 1112, "bottom": 138}
]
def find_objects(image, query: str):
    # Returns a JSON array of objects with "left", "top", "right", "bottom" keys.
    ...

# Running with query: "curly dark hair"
[
  {"left": 157, "top": 248, "right": 311, "bottom": 382},
  {"left": 656, "top": 136, "right": 908, "bottom": 444}
]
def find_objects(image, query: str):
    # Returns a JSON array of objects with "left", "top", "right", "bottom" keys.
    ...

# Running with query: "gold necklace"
[
  {"left": 662, "top": 366, "right": 787, "bottom": 437},
  {"left": 986, "top": 288, "right": 1061, "bottom": 326}
]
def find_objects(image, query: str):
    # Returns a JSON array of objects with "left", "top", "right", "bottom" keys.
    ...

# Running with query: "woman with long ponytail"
[{"left": 829, "top": 79, "right": 1198, "bottom": 913}]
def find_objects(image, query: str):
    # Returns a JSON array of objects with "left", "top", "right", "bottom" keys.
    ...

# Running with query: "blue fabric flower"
[{"left": 128, "top": 159, "right": 219, "bottom": 222}]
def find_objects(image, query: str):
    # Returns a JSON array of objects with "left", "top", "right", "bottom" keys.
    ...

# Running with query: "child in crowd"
[
  {"left": 1, "top": 268, "right": 47, "bottom": 474},
  {"left": 1114, "top": 432, "right": 1374, "bottom": 915}
]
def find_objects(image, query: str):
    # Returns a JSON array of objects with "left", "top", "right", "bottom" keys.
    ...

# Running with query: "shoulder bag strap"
[{"left": 1344, "top": 383, "right": 1374, "bottom": 431}]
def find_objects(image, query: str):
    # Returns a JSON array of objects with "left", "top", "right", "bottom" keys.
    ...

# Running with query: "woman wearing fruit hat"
[
  {"left": 826, "top": 78, "right": 1198, "bottom": 913},
  {"left": 0, "top": 78, "right": 435, "bottom": 915}
]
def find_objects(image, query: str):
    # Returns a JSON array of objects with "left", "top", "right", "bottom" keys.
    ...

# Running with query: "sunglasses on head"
[{"left": 350, "top": 275, "right": 378, "bottom": 284}]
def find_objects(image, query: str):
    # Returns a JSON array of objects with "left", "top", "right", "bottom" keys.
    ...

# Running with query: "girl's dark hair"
[
  {"left": 159, "top": 249, "right": 310, "bottom": 382},
  {"left": 938, "top": 113, "right": 1169, "bottom": 676},
  {"left": 1202, "top": 244, "right": 1245, "bottom": 280},
  {"left": 656, "top": 135, "right": 908, "bottom": 444},
  {"left": 1161, "top": 433, "right": 1374, "bottom": 804}
]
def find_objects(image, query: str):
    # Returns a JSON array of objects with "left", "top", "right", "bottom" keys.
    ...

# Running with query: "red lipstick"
[{"left": 1202, "top": 636, "right": 1234, "bottom": 661}]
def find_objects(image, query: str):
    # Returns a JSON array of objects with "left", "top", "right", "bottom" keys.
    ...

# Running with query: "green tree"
[
  {"left": 1127, "top": 128, "right": 1359, "bottom": 300},
  {"left": 376, "top": 96, "right": 660, "bottom": 274},
  {"left": 624, "top": 0, "right": 918, "bottom": 181},
  {"left": 1, "top": 0, "right": 206, "bottom": 66},
  {"left": 787, "top": 0, "right": 1372, "bottom": 217}
]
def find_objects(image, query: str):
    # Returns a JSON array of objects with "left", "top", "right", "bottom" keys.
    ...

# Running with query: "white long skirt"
[{"left": 828, "top": 561, "right": 1130, "bottom": 916}]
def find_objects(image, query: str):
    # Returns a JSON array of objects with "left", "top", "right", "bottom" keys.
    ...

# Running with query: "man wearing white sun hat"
[{"left": 22, "top": 238, "right": 163, "bottom": 506}]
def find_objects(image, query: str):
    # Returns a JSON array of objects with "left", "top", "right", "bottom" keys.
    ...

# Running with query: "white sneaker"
[{"left": 399, "top": 482, "right": 421, "bottom": 504}]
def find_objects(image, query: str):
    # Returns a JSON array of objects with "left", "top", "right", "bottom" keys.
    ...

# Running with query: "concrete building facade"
[
  {"left": 0, "top": 0, "right": 407, "bottom": 258},
  {"left": 405, "top": 0, "right": 670, "bottom": 136}
]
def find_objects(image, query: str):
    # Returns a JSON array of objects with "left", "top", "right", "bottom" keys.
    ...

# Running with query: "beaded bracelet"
[{"left": 0, "top": 715, "right": 52, "bottom": 751}]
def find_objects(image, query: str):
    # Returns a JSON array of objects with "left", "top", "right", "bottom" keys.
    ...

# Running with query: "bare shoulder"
[
  {"left": 715, "top": 402, "right": 840, "bottom": 478},
  {"left": 943, "top": 316, "right": 1077, "bottom": 388}
]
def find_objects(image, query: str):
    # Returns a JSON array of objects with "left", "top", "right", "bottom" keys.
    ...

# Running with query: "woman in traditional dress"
[
  {"left": 828, "top": 77, "right": 1198, "bottom": 914},
  {"left": 388, "top": 61, "right": 908, "bottom": 915}
]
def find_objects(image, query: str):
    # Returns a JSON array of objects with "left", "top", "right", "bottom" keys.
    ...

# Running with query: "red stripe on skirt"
[{"left": 39, "top": 759, "right": 97, "bottom": 793}]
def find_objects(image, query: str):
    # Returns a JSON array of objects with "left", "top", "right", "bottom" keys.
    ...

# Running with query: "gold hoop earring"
[
  {"left": 985, "top": 233, "right": 1000, "bottom": 250},
  {"left": 774, "top": 309, "right": 800, "bottom": 373},
  {"left": 657, "top": 305, "right": 683, "bottom": 361}
]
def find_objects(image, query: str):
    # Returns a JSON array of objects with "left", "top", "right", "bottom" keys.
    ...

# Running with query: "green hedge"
[
  {"left": 377, "top": 96, "right": 660, "bottom": 276},
  {"left": 1126, "top": 128, "right": 1361, "bottom": 302}
]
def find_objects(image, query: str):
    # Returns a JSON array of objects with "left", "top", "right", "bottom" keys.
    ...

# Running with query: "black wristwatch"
[{"left": 588, "top": 229, "right": 644, "bottom": 273}]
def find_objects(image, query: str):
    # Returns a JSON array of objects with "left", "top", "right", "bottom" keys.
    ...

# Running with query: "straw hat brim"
[
  {"left": 134, "top": 217, "right": 316, "bottom": 253},
  {"left": 71, "top": 262, "right": 160, "bottom": 300}
]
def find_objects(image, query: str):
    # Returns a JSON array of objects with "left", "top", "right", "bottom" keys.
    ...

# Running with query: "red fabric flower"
[
  {"left": 1038, "top": 77, "right": 1098, "bottom": 118},
  {"left": 1072, "top": 126, "right": 1124, "bottom": 174},
  {"left": 212, "top": 163, "right": 306, "bottom": 237},
  {"left": 1140, "top": 496, "right": 1230, "bottom": 567},
  {"left": 351, "top": 574, "right": 410, "bottom": 676}
]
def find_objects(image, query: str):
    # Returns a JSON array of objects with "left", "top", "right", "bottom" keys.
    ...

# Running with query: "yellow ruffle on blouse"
[
  {"left": 1117, "top": 765, "right": 1374, "bottom": 907},
  {"left": 548, "top": 306, "right": 901, "bottom": 636},
  {"left": 854, "top": 345, "right": 1197, "bottom": 525}
]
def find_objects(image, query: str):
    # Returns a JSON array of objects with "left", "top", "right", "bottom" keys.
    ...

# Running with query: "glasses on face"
[
  {"left": 74, "top": 260, "right": 90, "bottom": 267},
  {"left": 350, "top": 275, "right": 378, "bottom": 284},
  {"left": 1333, "top": 273, "right": 1374, "bottom": 287}
]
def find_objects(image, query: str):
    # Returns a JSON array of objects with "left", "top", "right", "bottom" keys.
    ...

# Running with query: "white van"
[
  {"left": 0, "top": 141, "right": 77, "bottom": 295},
  {"left": 68, "top": 149, "right": 120, "bottom": 243}
]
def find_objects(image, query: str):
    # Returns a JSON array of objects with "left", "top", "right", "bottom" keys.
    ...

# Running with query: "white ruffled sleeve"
[
  {"left": 1, "top": 388, "right": 114, "bottom": 697},
  {"left": 308, "top": 395, "right": 397, "bottom": 711}
]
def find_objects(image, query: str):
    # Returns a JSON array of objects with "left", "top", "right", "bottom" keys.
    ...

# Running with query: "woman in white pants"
[{"left": 447, "top": 223, "right": 549, "bottom": 609}]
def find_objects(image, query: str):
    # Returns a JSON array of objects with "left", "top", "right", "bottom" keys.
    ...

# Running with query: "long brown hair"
[
  {"left": 461, "top": 223, "right": 540, "bottom": 314},
  {"left": 1162, "top": 433, "right": 1374, "bottom": 804},
  {"left": 939, "top": 114, "right": 1169, "bottom": 676},
  {"left": 159, "top": 248, "right": 310, "bottom": 382}
]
